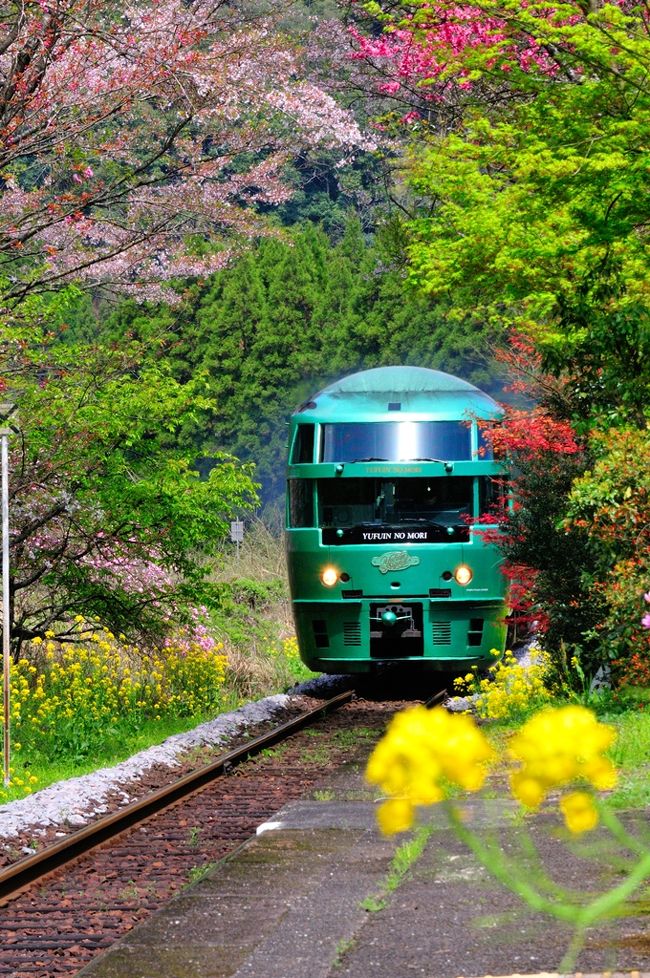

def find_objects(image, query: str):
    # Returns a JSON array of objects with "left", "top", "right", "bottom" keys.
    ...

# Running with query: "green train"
[{"left": 285, "top": 366, "right": 510, "bottom": 674}]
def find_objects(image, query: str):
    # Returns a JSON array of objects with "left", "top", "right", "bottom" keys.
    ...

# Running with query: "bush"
[
  {"left": 453, "top": 647, "right": 551, "bottom": 722},
  {"left": 7, "top": 623, "right": 229, "bottom": 767},
  {"left": 565, "top": 427, "right": 650, "bottom": 688}
]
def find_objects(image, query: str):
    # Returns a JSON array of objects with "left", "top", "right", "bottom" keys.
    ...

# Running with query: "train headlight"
[
  {"left": 454, "top": 564, "right": 473, "bottom": 586},
  {"left": 320, "top": 565, "right": 339, "bottom": 587}
]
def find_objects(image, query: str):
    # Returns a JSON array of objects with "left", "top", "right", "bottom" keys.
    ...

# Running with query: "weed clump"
[{"left": 452, "top": 647, "right": 551, "bottom": 722}]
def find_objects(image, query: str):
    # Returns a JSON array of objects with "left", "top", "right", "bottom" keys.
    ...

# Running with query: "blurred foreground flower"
[
  {"left": 509, "top": 705, "right": 617, "bottom": 820},
  {"left": 366, "top": 705, "right": 494, "bottom": 833},
  {"left": 367, "top": 703, "right": 617, "bottom": 835},
  {"left": 366, "top": 702, "right": 650, "bottom": 973}
]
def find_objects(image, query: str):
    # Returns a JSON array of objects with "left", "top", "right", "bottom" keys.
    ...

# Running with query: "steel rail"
[
  {"left": 0, "top": 689, "right": 354, "bottom": 903},
  {"left": 424, "top": 688, "right": 449, "bottom": 709}
]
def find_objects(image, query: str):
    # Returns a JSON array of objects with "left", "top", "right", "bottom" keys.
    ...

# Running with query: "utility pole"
[{"left": 1, "top": 403, "right": 14, "bottom": 788}]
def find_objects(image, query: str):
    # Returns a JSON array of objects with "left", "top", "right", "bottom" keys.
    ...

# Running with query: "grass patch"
[
  {"left": 332, "top": 935, "right": 358, "bottom": 969},
  {"left": 185, "top": 862, "right": 217, "bottom": 887},
  {"left": 333, "top": 727, "right": 378, "bottom": 749},
  {"left": 605, "top": 709, "right": 650, "bottom": 808},
  {"left": 1, "top": 711, "right": 239, "bottom": 805},
  {"left": 313, "top": 789, "right": 336, "bottom": 801},
  {"left": 360, "top": 825, "right": 432, "bottom": 912}
]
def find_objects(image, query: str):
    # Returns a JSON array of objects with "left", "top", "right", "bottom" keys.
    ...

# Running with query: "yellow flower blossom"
[
  {"left": 377, "top": 798, "right": 415, "bottom": 835},
  {"left": 559, "top": 791, "right": 599, "bottom": 834},
  {"left": 508, "top": 705, "right": 616, "bottom": 812},
  {"left": 366, "top": 705, "right": 494, "bottom": 834}
]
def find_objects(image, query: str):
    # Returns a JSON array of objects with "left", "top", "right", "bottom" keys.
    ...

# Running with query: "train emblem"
[{"left": 371, "top": 551, "right": 420, "bottom": 574}]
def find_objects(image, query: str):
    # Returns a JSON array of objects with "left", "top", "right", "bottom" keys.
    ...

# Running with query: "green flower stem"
[
  {"left": 443, "top": 801, "right": 583, "bottom": 925},
  {"left": 443, "top": 798, "right": 650, "bottom": 931},
  {"left": 514, "top": 822, "right": 586, "bottom": 903},
  {"left": 597, "top": 800, "right": 650, "bottom": 858},
  {"left": 558, "top": 925, "right": 587, "bottom": 976}
]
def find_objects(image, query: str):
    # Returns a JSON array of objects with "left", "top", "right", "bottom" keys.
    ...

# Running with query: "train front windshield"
[
  {"left": 320, "top": 421, "right": 471, "bottom": 462},
  {"left": 318, "top": 477, "right": 473, "bottom": 528}
]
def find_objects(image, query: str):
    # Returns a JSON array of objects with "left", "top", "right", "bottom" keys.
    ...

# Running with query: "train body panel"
[{"left": 285, "top": 366, "right": 509, "bottom": 674}]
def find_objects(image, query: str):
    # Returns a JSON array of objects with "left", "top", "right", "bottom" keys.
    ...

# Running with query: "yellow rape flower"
[
  {"left": 366, "top": 705, "right": 494, "bottom": 834},
  {"left": 508, "top": 705, "right": 616, "bottom": 813},
  {"left": 377, "top": 798, "right": 415, "bottom": 835},
  {"left": 559, "top": 791, "right": 599, "bottom": 834}
]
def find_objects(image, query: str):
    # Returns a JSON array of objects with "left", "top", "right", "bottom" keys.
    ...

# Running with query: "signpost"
[{"left": 230, "top": 520, "right": 244, "bottom": 558}]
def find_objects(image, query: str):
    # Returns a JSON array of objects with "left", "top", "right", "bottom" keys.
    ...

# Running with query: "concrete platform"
[{"left": 77, "top": 761, "right": 650, "bottom": 978}]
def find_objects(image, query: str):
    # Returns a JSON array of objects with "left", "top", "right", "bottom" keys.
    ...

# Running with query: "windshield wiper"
[{"left": 351, "top": 457, "right": 388, "bottom": 462}]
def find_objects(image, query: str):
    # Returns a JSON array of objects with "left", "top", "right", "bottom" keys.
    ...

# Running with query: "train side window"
[
  {"left": 292, "top": 425, "right": 315, "bottom": 464},
  {"left": 479, "top": 477, "right": 509, "bottom": 518},
  {"left": 288, "top": 479, "right": 315, "bottom": 527},
  {"left": 477, "top": 425, "right": 494, "bottom": 459}
]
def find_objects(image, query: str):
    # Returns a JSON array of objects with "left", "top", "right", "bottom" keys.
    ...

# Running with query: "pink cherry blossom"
[{"left": 0, "top": 0, "right": 372, "bottom": 302}]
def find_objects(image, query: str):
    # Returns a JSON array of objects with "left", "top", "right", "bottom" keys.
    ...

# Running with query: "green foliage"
[
  {"left": 607, "top": 709, "right": 650, "bottom": 809},
  {"left": 501, "top": 444, "right": 606, "bottom": 679},
  {"left": 401, "top": 4, "right": 650, "bottom": 425},
  {"left": 97, "top": 219, "right": 501, "bottom": 503},
  {"left": 565, "top": 428, "right": 650, "bottom": 687},
  {"left": 270, "top": 151, "right": 392, "bottom": 238}
]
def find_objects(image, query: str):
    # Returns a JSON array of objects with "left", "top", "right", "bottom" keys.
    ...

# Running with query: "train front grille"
[
  {"left": 370, "top": 603, "right": 424, "bottom": 658},
  {"left": 343, "top": 621, "right": 362, "bottom": 646},
  {"left": 432, "top": 621, "right": 452, "bottom": 646}
]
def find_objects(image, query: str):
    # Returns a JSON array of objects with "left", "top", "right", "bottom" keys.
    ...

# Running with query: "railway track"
[
  {"left": 0, "top": 690, "right": 353, "bottom": 905},
  {"left": 0, "top": 688, "right": 428, "bottom": 978}
]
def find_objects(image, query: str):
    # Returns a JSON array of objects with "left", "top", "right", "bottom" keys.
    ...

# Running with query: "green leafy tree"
[
  {"left": 3, "top": 335, "right": 257, "bottom": 655},
  {"left": 350, "top": 0, "right": 650, "bottom": 424}
]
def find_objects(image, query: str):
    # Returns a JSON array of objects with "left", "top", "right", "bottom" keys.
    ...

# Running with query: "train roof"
[{"left": 294, "top": 366, "right": 502, "bottom": 422}]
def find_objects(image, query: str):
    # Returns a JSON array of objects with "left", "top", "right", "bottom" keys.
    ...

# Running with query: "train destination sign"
[
  {"left": 361, "top": 529, "right": 429, "bottom": 542},
  {"left": 321, "top": 525, "right": 469, "bottom": 545}
]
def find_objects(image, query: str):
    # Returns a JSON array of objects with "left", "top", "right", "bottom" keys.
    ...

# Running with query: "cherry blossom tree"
[{"left": 0, "top": 0, "right": 370, "bottom": 308}]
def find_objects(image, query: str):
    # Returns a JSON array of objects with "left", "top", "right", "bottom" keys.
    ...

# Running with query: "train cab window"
[
  {"left": 288, "top": 479, "right": 315, "bottom": 527},
  {"left": 291, "top": 424, "right": 315, "bottom": 464},
  {"left": 320, "top": 421, "right": 471, "bottom": 463},
  {"left": 318, "top": 478, "right": 376, "bottom": 527},
  {"left": 318, "top": 477, "right": 474, "bottom": 528}
]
